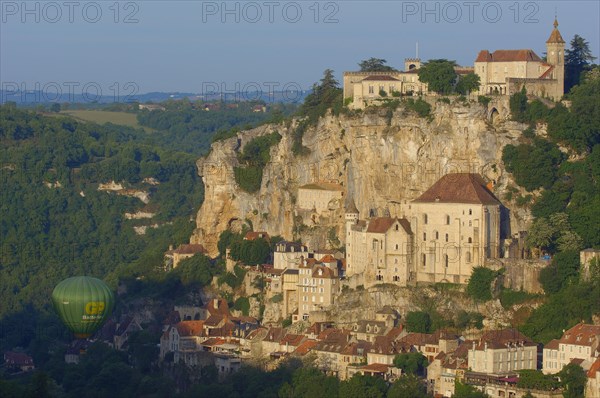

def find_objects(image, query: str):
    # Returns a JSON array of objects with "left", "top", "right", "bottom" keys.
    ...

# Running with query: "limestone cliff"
[{"left": 191, "top": 98, "right": 531, "bottom": 257}]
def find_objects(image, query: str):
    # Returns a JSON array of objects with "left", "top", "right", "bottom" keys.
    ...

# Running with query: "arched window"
[
  {"left": 468, "top": 237, "right": 472, "bottom": 243},
  {"left": 445, "top": 234, "right": 449, "bottom": 242}
]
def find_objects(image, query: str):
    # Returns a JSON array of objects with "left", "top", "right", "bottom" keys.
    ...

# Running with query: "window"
[
  {"left": 446, "top": 215, "right": 450, "bottom": 225},
  {"left": 445, "top": 234, "right": 449, "bottom": 242},
  {"left": 395, "top": 224, "right": 399, "bottom": 231},
  {"left": 435, "top": 231, "right": 439, "bottom": 240},
  {"left": 395, "top": 244, "right": 398, "bottom": 250},
  {"left": 468, "top": 237, "right": 472, "bottom": 243},
  {"left": 423, "top": 232, "right": 427, "bottom": 241},
  {"left": 423, "top": 214, "right": 428, "bottom": 224},
  {"left": 466, "top": 251, "right": 472, "bottom": 262},
  {"left": 422, "top": 254, "right": 426, "bottom": 267},
  {"left": 469, "top": 209, "right": 472, "bottom": 215},
  {"left": 469, "top": 220, "right": 472, "bottom": 227},
  {"left": 444, "top": 255, "right": 449, "bottom": 268}
]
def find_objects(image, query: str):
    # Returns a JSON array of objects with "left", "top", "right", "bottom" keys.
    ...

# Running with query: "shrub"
[
  {"left": 466, "top": 267, "right": 498, "bottom": 301},
  {"left": 404, "top": 98, "right": 431, "bottom": 118},
  {"left": 405, "top": 311, "right": 431, "bottom": 333},
  {"left": 233, "top": 297, "right": 250, "bottom": 316}
]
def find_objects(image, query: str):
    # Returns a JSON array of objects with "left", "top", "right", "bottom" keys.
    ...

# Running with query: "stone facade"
[
  {"left": 468, "top": 329, "right": 537, "bottom": 374},
  {"left": 542, "top": 322, "right": 600, "bottom": 375},
  {"left": 345, "top": 173, "right": 504, "bottom": 286},
  {"left": 297, "top": 182, "right": 344, "bottom": 213}
]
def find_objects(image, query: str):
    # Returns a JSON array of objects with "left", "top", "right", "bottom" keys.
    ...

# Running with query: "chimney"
[
  {"left": 169, "top": 244, "right": 173, "bottom": 251},
  {"left": 213, "top": 298, "right": 219, "bottom": 308}
]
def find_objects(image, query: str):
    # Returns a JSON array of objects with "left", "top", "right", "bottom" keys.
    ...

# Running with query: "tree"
[
  {"left": 453, "top": 381, "right": 489, "bottom": 398},
  {"left": 559, "top": 363, "right": 586, "bottom": 398},
  {"left": 455, "top": 73, "right": 481, "bottom": 95},
  {"left": 338, "top": 374, "right": 387, "bottom": 398},
  {"left": 405, "top": 311, "right": 431, "bottom": 333},
  {"left": 565, "top": 35, "right": 597, "bottom": 92},
  {"left": 50, "top": 103, "right": 61, "bottom": 113},
  {"left": 358, "top": 58, "right": 397, "bottom": 72},
  {"left": 509, "top": 86, "right": 528, "bottom": 122},
  {"left": 466, "top": 267, "right": 498, "bottom": 301},
  {"left": 417, "top": 59, "right": 457, "bottom": 94},
  {"left": 387, "top": 375, "right": 427, "bottom": 398},
  {"left": 392, "top": 352, "right": 428, "bottom": 376},
  {"left": 525, "top": 218, "right": 554, "bottom": 253}
]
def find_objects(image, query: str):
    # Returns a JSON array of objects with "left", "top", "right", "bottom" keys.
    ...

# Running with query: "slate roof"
[{"left": 413, "top": 173, "right": 500, "bottom": 205}]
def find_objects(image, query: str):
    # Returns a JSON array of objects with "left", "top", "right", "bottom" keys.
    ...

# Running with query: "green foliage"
[
  {"left": 358, "top": 58, "right": 397, "bottom": 72},
  {"left": 539, "top": 251, "right": 580, "bottom": 294},
  {"left": 502, "top": 139, "right": 565, "bottom": 191},
  {"left": 456, "top": 311, "right": 484, "bottom": 329},
  {"left": 233, "top": 297, "right": 250, "bottom": 316},
  {"left": 278, "top": 366, "right": 339, "bottom": 398},
  {"left": 499, "top": 289, "right": 538, "bottom": 309},
  {"left": 234, "top": 131, "right": 281, "bottom": 193},
  {"left": 135, "top": 100, "right": 284, "bottom": 155},
  {"left": 455, "top": 73, "right": 481, "bottom": 95},
  {"left": 526, "top": 213, "right": 583, "bottom": 254},
  {"left": 509, "top": 87, "right": 528, "bottom": 122},
  {"left": 0, "top": 106, "right": 202, "bottom": 316},
  {"left": 559, "top": 363, "right": 587, "bottom": 398},
  {"left": 520, "top": 280, "right": 599, "bottom": 343},
  {"left": 516, "top": 369, "right": 560, "bottom": 391},
  {"left": 173, "top": 253, "right": 217, "bottom": 286},
  {"left": 387, "top": 374, "right": 427, "bottom": 398},
  {"left": 294, "top": 69, "right": 343, "bottom": 155},
  {"left": 405, "top": 311, "right": 431, "bottom": 333},
  {"left": 338, "top": 374, "right": 387, "bottom": 398},
  {"left": 477, "top": 96, "right": 491, "bottom": 106},
  {"left": 218, "top": 265, "right": 247, "bottom": 289},
  {"left": 392, "top": 352, "right": 428, "bottom": 375},
  {"left": 230, "top": 238, "right": 271, "bottom": 266},
  {"left": 453, "top": 381, "right": 489, "bottom": 398},
  {"left": 417, "top": 59, "right": 458, "bottom": 94},
  {"left": 271, "top": 293, "right": 283, "bottom": 303},
  {"left": 466, "top": 267, "right": 498, "bottom": 301},
  {"left": 565, "top": 34, "right": 597, "bottom": 92},
  {"left": 404, "top": 98, "right": 431, "bottom": 118}
]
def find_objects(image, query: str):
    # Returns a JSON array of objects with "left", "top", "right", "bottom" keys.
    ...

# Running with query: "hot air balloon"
[{"left": 51, "top": 276, "right": 115, "bottom": 339}]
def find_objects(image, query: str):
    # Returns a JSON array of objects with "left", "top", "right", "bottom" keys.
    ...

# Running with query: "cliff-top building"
[
  {"left": 345, "top": 173, "right": 503, "bottom": 286},
  {"left": 343, "top": 19, "right": 565, "bottom": 107}
]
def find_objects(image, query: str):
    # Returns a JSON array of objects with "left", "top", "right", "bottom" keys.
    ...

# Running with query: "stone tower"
[
  {"left": 404, "top": 58, "right": 421, "bottom": 72},
  {"left": 546, "top": 18, "right": 566, "bottom": 98}
]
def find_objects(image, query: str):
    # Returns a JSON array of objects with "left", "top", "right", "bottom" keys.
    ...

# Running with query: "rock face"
[{"left": 191, "top": 98, "right": 531, "bottom": 257}]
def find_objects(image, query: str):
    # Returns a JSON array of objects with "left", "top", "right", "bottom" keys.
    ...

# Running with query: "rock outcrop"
[{"left": 191, "top": 98, "right": 531, "bottom": 257}]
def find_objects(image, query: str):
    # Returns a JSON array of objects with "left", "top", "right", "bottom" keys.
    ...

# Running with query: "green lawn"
[{"left": 60, "top": 110, "right": 152, "bottom": 131}]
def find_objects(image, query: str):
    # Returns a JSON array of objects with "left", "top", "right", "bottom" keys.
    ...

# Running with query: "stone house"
[
  {"left": 468, "top": 329, "right": 537, "bottom": 374},
  {"left": 297, "top": 182, "right": 345, "bottom": 214},
  {"left": 543, "top": 322, "right": 600, "bottom": 374},
  {"left": 475, "top": 19, "right": 565, "bottom": 100},
  {"left": 297, "top": 260, "right": 339, "bottom": 321}
]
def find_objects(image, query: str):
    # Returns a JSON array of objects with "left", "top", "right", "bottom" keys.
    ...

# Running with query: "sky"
[{"left": 1, "top": 0, "right": 599, "bottom": 96}]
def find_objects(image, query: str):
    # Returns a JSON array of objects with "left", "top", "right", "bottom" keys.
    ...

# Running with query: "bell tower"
[{"left": 546, "top": 18, "right": 566, "bottom": 98}]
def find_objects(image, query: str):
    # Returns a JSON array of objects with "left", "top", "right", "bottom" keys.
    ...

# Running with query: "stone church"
[{"left": 345, "top": 173, "right": 504, "bottom": 287}]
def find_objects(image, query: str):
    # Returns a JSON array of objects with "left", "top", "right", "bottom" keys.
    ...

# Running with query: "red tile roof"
[
  {"left": 475, "top": 49, "right": 542, "bottom": 63},
  {"left": 545, "top": 339, "right": 560, "bottom": 350},
  {"left": 414, "top": 173, "right": 500, "bottom": 205},
  {"left": 367, "top": 217, "right": 412, "bottom": 234},
  {"left": 312, "top": 265, "right": 336, "bottom": 279},
  {"left": 280, "top": 334, "right": 306, "bottom": 347},
  {"left": 173, "top": 244, "right": 207, "bottom": 254},
  {"left": 473, "top": 329, "right": 536, "bottom": 350},
  {"left": 559, "top": 323, "right": 600, "bottom": 347},
  {"left": 175, "top": 320, "right": 204, "bottom": 337},
  {"left": 294, "top": 340, "right": 317, "bottom": 356},
  {"left": 588, "top": 358, "right": 600, "bottom": 379},
  {"left": 4, "top": 352, "right": 34, "bottom": 366},
  {"left": 244, "top": 231, "right": 270, "bottom": 241},
  {"left": 361, "top": 363, "right": 391, "bottom": 373}
]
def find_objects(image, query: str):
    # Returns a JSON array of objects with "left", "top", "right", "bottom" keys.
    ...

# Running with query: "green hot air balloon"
[{"left": 52, "top": 276, "right": 115, "bottom": 339}]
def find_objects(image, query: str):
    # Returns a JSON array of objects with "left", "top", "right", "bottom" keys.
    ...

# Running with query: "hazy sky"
[{"left": 2, "top": 1, "right": 599, "bottom": 95}]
